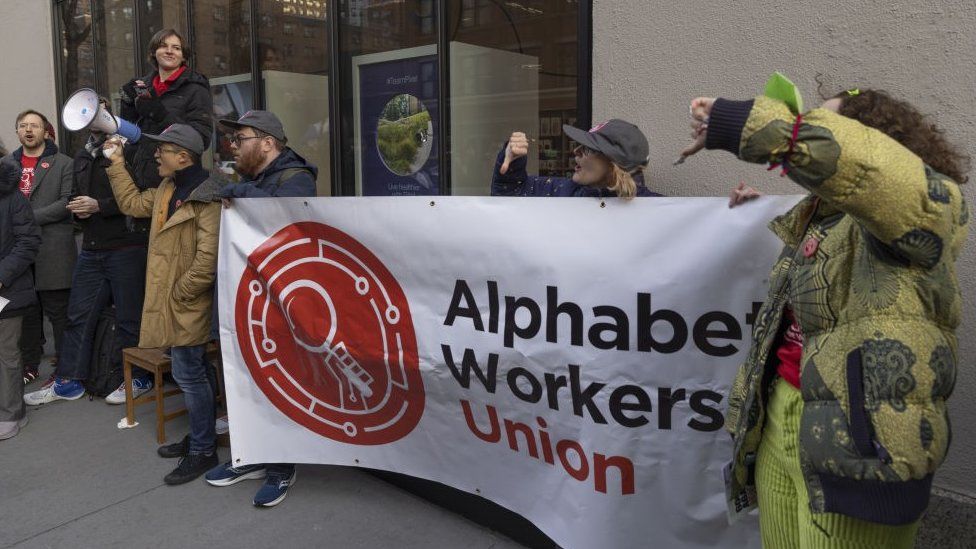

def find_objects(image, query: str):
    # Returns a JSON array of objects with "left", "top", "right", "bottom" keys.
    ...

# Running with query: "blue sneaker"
[
  {"left": 24, "top": 378, "right": 85, "bottom": 405},
  {"left": 205, "top": 461, "right": 267, "bottom": 487},
  {"left": 253, "top": 467, "right": 296, "bottom": 507}
]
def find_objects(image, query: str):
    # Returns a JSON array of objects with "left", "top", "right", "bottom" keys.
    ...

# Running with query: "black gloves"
[{"left": 134, "top": 88, "right": 168, "bottom": 122}]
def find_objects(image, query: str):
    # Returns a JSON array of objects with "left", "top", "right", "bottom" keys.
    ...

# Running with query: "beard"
[{"left": 234, "top": 149, "right": 263, "bottom": 178}]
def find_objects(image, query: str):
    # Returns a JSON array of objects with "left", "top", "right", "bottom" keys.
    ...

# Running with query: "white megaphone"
[{"left": 61, "top": 88, "right": 141, "bottom": 143}]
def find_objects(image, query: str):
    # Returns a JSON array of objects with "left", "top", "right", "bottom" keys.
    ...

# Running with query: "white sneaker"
[
  {"left": 0, "top": 416, "right": 28, "bottom": 440},
  {"left": 105, "top": 378, "right": 154, "bottom": 405}
]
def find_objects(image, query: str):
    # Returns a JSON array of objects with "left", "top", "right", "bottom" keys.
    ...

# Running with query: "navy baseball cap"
[
  {"left": 563, "top": 119, "right": 649, "bottom": 172},
  {"left": 219, "top": 110, "right": 287, "bottom": 142}
]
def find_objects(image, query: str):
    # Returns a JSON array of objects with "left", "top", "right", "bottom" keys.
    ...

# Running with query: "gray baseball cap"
[
  {"left": 142, "top": 124, "right": 205, "bottom": 155},
  {"left": 219, "top": 110, "right": 287, "bottom": 142},
  {"left": 563, "top": 119, "right": 649, "bottom": 172}
]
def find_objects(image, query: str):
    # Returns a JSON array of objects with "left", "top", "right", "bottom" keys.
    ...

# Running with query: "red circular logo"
[{"left": 235, "top": 222, "right": 424, "bottom": 445}]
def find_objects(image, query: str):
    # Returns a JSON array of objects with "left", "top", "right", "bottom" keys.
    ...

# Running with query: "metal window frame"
[
  {"left": 436, "top": 0, "right": 451, "bottom": 196},
  {"left": 50, "top": 1, "right": 67, "bottom": 146},
  {"left": 327, "top": 0, "right": 342, "bottom": 197},
  {"left": 577, "top": 0, "right": 593, "bottom": 130}
]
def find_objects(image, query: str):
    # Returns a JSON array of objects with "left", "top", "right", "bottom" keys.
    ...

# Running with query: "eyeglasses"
[
  {"left": 229, "top": 134, "right": 264, "bottom": 147},
  {"left": 573, "top": 144, "right": 599, "bottom": 158},
  {"left": 17, "top": 123, "right": 42, "bottom": 131},
  {"left": 156, "top": 146, "right": 181, "bottom": 155}
]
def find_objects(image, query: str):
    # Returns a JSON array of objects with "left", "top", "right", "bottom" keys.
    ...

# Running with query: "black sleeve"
[
  {"left": 161, "top": 84, "right": 214, "bottom": 147},
  {"left": 704, "top": 99, "right": 755, "bottom": 156},
  {"left": 0, "top": 195, "right": 41, "bottom": 287}
]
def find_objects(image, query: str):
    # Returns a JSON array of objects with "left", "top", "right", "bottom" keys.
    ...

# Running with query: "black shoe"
[
  {"left": 164, "top": 452, "right": 219, "bottom": 485},
  {"left": 157, "top": 435, "right": 190, "bottom": 458}
]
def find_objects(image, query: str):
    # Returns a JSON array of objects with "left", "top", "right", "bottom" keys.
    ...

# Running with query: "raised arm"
[
  {"left": 699, "top": 96, "right": 968, "bottom": 268},
  {"left": 105, "top": 144, "right": 157, "bottom": 219}
]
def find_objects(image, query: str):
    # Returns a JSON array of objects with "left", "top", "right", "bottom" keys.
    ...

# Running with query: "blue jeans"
[
  {"left": 170, "top": 344, "right": 216, "bottom": 455},
  {"left": 57, "top": 247, "right": 147, "bottom": 381}
]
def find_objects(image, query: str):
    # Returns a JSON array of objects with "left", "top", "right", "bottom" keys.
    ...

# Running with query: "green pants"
[{"left": 756, "top": 378, "right": 920, "bottom": 548}]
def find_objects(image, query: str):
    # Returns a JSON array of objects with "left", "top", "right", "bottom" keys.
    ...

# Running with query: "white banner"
[{"left": 218, "top": 195, "right": 801, "bottom": 549}]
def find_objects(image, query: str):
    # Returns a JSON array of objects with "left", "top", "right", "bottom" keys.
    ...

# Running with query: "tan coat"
[{"left": 106, "top": 162, "right": 221, "bottom": 348}]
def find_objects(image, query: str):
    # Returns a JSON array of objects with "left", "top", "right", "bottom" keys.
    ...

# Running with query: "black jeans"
[{"left": 18, "top": 289, "right": 70, "bottom": 369}]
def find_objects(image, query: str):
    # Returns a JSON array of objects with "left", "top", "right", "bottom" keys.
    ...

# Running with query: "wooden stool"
[{"left": 122, "top": 344, "right": 224, "bottom": 444}]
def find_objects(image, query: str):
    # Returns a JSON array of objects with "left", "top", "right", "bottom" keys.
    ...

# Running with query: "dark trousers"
[
  {"left": 19, "top": 289, "right": 70, "bottom": 369},
  {"left": 56, "top": 247, "right": 147, "bottom": 381},
  {"left": 171, "top": 344, "right": 217, "bottom": 455},
  {"left": 266, "top": 463, "right": 296, "bottom": 476},
  {"left": 0, "top": 317, "right": 25, "bottom": 422}
]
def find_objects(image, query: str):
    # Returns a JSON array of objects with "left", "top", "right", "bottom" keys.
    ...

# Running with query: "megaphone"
[{"left": 62, "top": 88, "right": 141, "bottom": 143}]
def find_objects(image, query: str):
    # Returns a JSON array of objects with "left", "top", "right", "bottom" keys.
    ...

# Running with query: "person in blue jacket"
[
  {"left": 217, "top": 110, "right": 317, "bottom": 199},
  {"left": 492, "top": 119, "right": 659, "bottom": 198},
  {"left": 206, "top": 110, "right": 316, "bottom": 508}
]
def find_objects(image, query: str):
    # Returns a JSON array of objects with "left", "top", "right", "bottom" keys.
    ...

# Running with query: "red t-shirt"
[
  {"left": 775, "top": 307, "right": 803, "bottom": 389},
  {"left": 19, "top": 154, "right": 39, "bottom": 197},
  {"left": 152, "top": 65, "right": 187, "bottom": 96}
]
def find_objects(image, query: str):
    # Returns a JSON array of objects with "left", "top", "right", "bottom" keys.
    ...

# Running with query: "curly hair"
[{"left": 816, "top": 79, "right": 969, "bottom": 183}]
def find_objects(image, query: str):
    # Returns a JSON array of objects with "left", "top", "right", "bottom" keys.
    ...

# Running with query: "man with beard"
[
  {"left": 2, "top": 111, "right": 76, "bottom": 387},
  {"left": 205, "top": 110, "right": 317, "bottom": 507},
  {"left": 215, "top": 110, "right": 316, "bottom": 199}
]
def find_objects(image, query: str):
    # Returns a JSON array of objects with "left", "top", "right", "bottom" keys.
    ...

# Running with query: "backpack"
[
  {"left": 84, "top": 306, "right": 124, "bottom": 397},
  {"left": 272, "top": 167, "right": 314, "bottom": 191}
]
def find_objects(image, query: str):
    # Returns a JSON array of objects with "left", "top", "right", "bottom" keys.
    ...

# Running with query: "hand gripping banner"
[{"left": 218, "top": 195, "right": 801, "bottom": 549}]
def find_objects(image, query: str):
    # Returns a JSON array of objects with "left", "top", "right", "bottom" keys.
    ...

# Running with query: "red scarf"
[{"left": 152, "top": 65, "right": 187, "bottom": 96}]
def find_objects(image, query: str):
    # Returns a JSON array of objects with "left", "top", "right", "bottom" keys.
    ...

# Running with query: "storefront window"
[
  {"left": 137, "top": 0, "right": 189, "bottom": 62},
  {"left": 193, "top": 0, "right": 254, "bottom": 174},
  {"left": 93, "top": 0, "right": 135, "bottom": 116},
  {"left": 256, "top": 0, "right": 331, "bottom": 195},
  {"left": 447, "top": 0, "right": 581, "bottom": 195},
  {"left": 336, "top": 0, "right": 439, "bottom": 196},
  {"left": 56, "top": 0, "right": 588, "bottom": 191},
  {"left": 56, "top": 0, "right": 96, "bottom": 154}
]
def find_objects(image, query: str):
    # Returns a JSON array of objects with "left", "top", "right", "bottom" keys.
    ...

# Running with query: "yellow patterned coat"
[{"left": 711, "top": 96, "right": 969, "bottom": 524}]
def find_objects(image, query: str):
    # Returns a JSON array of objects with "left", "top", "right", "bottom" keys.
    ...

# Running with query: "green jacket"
[{"left": 708, "top": 96, "right": 969, "bottom": 525}]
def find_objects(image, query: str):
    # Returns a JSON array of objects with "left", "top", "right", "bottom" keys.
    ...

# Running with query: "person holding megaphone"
[
  {"left": 120, "top": 28, "right": 212, "bottom": 193},
  {"left": 25, "top": 97, "right": 153, "bottom": 405},
  {"left": 492, "top": 120, "right": 659, "bottom": 198}
]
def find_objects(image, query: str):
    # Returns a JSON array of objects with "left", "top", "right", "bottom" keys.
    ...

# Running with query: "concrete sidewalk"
[
  {"left": 0, "top": 365, "right": 525, "bottom": 549},
  {"left": 4, "top": 359, "right": 973, "bottom": 549}
]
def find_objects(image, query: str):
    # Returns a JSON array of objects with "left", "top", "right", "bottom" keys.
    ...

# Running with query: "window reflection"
[
  {"left": 193, "top": 0, "right": 253, "bottom": 174},
  {"left": 93, "top": 1, "right": 135, "bottom": 116},
  {"left": 449, "top": 0, "right": 580, "bottom": 194},
  {"left": 338, "top": 0, "right": 439, "bottom": 196},
  {"left": 256, "top": 0, "right": 331, "bottom": 195},
  {"left": 56, "top": 0, "right": 96, "bottom": 154}
]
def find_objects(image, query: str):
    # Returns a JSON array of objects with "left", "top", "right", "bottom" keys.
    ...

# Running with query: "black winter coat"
[
  {"left": 0, "top": 160, "right": 41, "bottom": 318},
  {"left": 72, "top": 144, "right": 149, "bottom": 251},
  {"left": 120, "top": 68, "right": 213, "bottom": 192}
]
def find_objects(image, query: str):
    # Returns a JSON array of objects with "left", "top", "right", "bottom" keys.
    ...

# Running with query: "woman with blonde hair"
[{"left": 492, "top": 119, "right": 659, "bottom": 197}]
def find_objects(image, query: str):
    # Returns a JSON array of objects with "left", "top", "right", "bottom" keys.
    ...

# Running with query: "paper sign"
[{"left": 764, "top": 72, "right": 804, "bottom": 114}]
